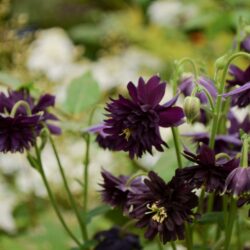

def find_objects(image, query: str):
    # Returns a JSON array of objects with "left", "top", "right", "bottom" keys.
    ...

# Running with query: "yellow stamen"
[
  {"left": 146, "top": 203, "right": 167, "bottom": 224},
  {"left": 121, "top": 128, "right": 132, "bottom": 141}
]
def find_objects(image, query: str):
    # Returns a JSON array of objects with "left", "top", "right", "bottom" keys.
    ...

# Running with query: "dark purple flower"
[
  {"left": 224, "top": 167, "right": 250, "bottom": 197},
  {"left": 224, "top": 65, "right": 250, "bottom": 108},
  {"left": 0, "top": 89, "right": 61, "bottom": 134},
  {"left": 100, "top": 169, "right": 146, "bottom": 212},
  {"left": 0, "top": 115, "right": 40, "bottom": 153},
  {"left": 176, "top": 145, "right": 239, "bottom": 193},
  {"left": 129, "top": 171, "right": 198, "bottom": 244},
  {"left": 103, "top": 76, "right": 184, "bottom": 158},
  {"left": 241, "top": 35, "right": 250, "bottom": 53},
  {"left": 94, "top": 227, "right": 142, "bottom": 250},
  {"left": 0, "top": 89, "right": 60, "bottom": 153}
]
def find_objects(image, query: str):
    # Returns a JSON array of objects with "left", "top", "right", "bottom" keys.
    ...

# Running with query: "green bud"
[
  {"left": 215, "top": 55, "right": 228, "bottom": 70},
  {"left": 183, "top": 96, "right": 201, "bottom": 123},
  {"left": 244, "top": 25, "right": 250, "bottom": 34}
]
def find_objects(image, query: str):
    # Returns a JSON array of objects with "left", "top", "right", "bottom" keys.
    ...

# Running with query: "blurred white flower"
[
  {"left": 0, "top": 183, "right": 17, "bottom": 233},
  {"left": 27, "top": 27, "right": 87, "bottom": 82},
  {"left": 91, "top": 48, "right": 162, "bottom": 90},
  {"left": 148, "top": 0, "right": 198, "bottom": 28}
]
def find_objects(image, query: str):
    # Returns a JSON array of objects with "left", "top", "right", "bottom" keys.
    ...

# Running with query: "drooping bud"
[
  {"left": 215, "top": 55, "right": 228, "bottom": 70},
  {"left": 183, "top": 96, "right": 201, "bottom": 123}
]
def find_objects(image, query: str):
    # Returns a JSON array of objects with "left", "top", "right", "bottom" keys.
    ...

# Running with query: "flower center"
[
  {"left": 146, "top": 203, "right": 167, "bottom": 224},
  {"left": 121, "top": 128, "right": 132, "bottom": 141}
]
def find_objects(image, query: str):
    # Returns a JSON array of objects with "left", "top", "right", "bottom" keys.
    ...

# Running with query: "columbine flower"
[
  {"left": 100, "top": 169, "right": 146, "bottom": 212},
  {"left": 223, "top": 65, "right": 250, "bottom": 108},
  {"left": 224, "top": 167, "right": 250, "bottom": 197},
  {"left": 94, "top": 227, "right": 142, "bottom": 250},
  {"left": 103, "top": 75, "right": 184, "bottom": 158},
  {"left": 176, "top": 145, "right": 239, "bottom": 193},
  {"left": 129, "top": 171, "right": 198, "bottom": 244},
  {"left": 0, "top": 89, "right": 60, "bottom": 153}
]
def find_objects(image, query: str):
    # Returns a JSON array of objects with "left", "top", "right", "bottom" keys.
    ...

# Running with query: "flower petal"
[{"left": 159, "top": 107, "right": 184, "bottom": 127}]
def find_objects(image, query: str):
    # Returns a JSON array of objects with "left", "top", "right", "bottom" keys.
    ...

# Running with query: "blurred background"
[{"left": 0, "top": 0, "right": 249, "bottom": 249}]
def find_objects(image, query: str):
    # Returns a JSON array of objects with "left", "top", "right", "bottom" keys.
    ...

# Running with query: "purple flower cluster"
[{"left": 0, "top": 89, "right": 60, "bottom": 153}]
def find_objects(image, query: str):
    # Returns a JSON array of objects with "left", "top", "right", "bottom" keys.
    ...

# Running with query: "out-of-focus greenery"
[{"left": 0, "top": 0, "right": 250, "bottom": 249}]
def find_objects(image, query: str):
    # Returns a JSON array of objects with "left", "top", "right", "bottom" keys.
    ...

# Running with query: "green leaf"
[
  {"left": 0, "top": 71, "right": 20, "bottom": 87},
  {"left": 64, "top": 72, "right": 101, "bottom": 114},
  {"left": 85, "top": 205, "right": 110, "bottom": 224}
]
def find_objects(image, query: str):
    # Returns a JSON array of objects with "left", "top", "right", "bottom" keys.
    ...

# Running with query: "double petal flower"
[{"left": 101, "top": 76, "right": 184, "bottom": 158}]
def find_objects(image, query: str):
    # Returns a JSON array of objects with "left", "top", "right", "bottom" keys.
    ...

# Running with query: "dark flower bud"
[{"left": 183, "top": 96, "right": 200, "bottom": 123}]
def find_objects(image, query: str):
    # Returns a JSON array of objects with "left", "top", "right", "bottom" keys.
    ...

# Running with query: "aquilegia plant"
[{"left": 1, "top": 31, "right": 250, "bottom": 250}]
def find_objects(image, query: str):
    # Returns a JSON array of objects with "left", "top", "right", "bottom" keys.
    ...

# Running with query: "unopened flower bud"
[
  {"left": 183, "top": 96, "right": 201, "bottom": 123},
  {"left": 215, "top": 55, "right": 228, "bottom": 70},
  {"left": 244, "top": 25, "right": 250, "bottom": 34}
]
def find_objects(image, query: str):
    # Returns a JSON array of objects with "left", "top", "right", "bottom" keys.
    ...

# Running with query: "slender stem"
[
  {"left": 209, "top": 52, "right": 250, "bottom": 148},
  {"left": 49, "top": 135, "right": 88, "bottom": 241},
  {"left": 200, "top": 86, "right": 215, "bottom": 111},
  {"left": 157, "top": 239, "right": 164, "bottom": 250},
  {"left": 207, "top": 192, "right": 215, "bottom": 212},
  {"left": 236, "top": 212, "right": 242, "bottom": 250},
  {"left": 224, "top": 197, "right": 237, "bottom": 250},
  {"left": 241, "top": 135, "right": 249, "bottom": 168},
  {"left": 33, "top": 143, "right": 82, "bottom": 247},
  {"left": 10, "top": 100, "right": 32, "bottom": 116},
  {"left": 177, "top": 57, "right": 199, "bottom": 82},
  {"left": 83, "top": 133, "right": 90, "bottom": 241},
  {"left": 197, "top": 187, "right": 205, "bottom": 213},
  {"left": 185, "top": 223, "right": 193, "bottom": 250},
  {"left": 171, "top": 127, "right": 183, "bottom": 168},
  {"left": 170, "top": 241, "right": 177, "bottom": 250}
]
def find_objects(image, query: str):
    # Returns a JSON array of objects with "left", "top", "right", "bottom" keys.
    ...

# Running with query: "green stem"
[
  {"left": 240, "top": 135, "right": 249, "bottom": 168},
  {"left": 200, "top": 86, "right": 215, "bottom": 111},
  {"left": 185, "top": 223, "right": 193, "bottom": 250},
  {"left": 209, "top": 52, "right": 250, "bottom": 149},
  {"left": 82, "top": 133, "right": 90, "bottom": 241},
  {"left": 170, "top": 241, "right": 177, "bottom": 250},
  {"left": 33, "top": 143, "right": 82, "bottom": 247},
  {"left": 236, "top": 212, "right": 242, "bottom": 250},
  {"left": 49, "top": 135, "right": 88, "bottom": 242},
  {"left": 224, "top": 198, "right": 237, "bottom": 250},
  {"left": 157, "top": 239, "right": 164, "bottom": 250},
  {"left": 10, "top": 100, "right": 32, "bottom": 116},
  {"left": 197, "top": 187, "right": 205, "bottom": 213},
  {"left": 207, "top": 192, "right": 215, "bottom": 212},
  {"left": 171, "top": 127, "right": 183, "bottom": 168},
  {"left": 177, "top": 57, "right": 199, "bottom": 82}
]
